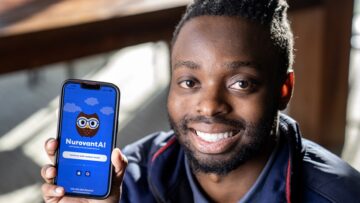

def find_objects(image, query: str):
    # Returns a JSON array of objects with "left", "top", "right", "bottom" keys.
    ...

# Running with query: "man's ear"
[{"left": 278, "top": 71, "right": 295, "bottom": 110}]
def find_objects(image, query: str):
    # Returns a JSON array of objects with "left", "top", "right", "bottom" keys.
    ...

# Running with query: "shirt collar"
[{"left": 184, "top": 142, "right": 280, "bottom": 203}]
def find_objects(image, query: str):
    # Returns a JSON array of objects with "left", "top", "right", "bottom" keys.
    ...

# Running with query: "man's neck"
[{"left": 193, "top": 141, "right": 276, "bottom": 203}]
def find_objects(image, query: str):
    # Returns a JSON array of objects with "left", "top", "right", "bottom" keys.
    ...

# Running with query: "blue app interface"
[{"left": 57, "top": 83, "right": 117, "bottom": 197}]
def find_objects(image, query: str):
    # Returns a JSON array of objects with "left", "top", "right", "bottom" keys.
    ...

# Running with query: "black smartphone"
[{"left": 55, "top": 79, "right": 120, "bottom": 198}]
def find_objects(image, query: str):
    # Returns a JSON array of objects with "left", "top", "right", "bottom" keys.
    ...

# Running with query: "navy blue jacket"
[{"left": 121, "top": 114, "right": 360, "bottom": 203}]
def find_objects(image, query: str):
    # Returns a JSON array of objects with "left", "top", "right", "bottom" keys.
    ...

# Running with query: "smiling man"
[{"left": 41, "top": 0, "right": 360, "bottom": 203}]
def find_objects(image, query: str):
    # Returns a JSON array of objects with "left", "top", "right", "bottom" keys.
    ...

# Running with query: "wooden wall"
[{"left": 289, "top": 0, "right": 354, "bottom": 154}]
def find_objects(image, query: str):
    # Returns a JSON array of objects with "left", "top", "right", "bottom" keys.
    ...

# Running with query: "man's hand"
[{"left": 41, "top": 138, "right": 128, "bottom": 203}]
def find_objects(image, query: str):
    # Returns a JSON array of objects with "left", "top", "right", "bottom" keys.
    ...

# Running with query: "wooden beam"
[
  {"left": 0, "top": 0, "right": 189, "bottom": 74},
  {"left": 0, "top": 6, "right": 186, "bottom": 74}
]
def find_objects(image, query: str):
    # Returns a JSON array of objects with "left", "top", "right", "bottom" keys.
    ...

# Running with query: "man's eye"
[
  {"left": 229, "top": 80, "right": 251, "bottom": 90},
  {"left": 179, "top": 80, "right": 197, "bottom": 88}
]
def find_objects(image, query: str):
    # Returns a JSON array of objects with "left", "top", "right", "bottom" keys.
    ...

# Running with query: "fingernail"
[
  {"left": 114, "top": 148, "right": 122, "bottom": 160},
  {"left": 55, "top": 187, "right": 63, "bottom": 194},
  {"left": 46, "top": 139, "right": 55, "bottom": 149},
  {"left": 47, "top": 138, "right": 55, "bottom": 144},
  {"left": 45, "top": 167, "right": 53, "bottom": 178}
]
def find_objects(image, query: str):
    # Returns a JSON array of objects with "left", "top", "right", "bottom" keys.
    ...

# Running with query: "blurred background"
[{"left": 0, "top": 0, "right": 359, "bottom": 202}]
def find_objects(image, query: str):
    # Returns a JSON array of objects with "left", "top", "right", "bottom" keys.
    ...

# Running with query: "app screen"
[{"left": 57, "top": 83, "right": 117, "bottom": 196}]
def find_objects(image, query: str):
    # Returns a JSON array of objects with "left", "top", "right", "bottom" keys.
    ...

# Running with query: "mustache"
[{"left": 175, "top": 115, "right": 246, "bottom": 132}]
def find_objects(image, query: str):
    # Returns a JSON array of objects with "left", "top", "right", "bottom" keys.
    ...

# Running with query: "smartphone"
[{"left": 55, "top": 79, "right": 120, "bottom": 198}]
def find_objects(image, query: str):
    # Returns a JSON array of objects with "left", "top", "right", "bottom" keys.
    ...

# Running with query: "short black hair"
[{"left": 172, "top": 0, "right": 294, "bottom": 80}]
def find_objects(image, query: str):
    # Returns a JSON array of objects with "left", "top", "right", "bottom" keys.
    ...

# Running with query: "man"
[{"left": 41, "top": 0, "right": 360, "bottom": 202}]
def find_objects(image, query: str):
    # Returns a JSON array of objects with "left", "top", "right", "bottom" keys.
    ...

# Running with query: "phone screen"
[{"left": 56, "top": 80, "right": 119, "bottom": 198}]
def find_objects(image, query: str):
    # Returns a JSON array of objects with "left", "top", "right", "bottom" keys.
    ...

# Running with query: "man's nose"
[{"left": 196, "top": 87, "right": 231, "bottom": 117}]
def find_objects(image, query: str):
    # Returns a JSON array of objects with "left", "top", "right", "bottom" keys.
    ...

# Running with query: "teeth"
[{"left": 196, "top": 131, "right": 234, "bottom": 142}]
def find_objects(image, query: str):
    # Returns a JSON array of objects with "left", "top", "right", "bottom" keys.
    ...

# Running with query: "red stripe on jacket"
[{"left": 151, "top": 136, "right": 177, "bottom": 162}]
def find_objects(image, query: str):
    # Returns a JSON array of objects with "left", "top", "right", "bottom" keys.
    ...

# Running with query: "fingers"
[
  {"left": 41, "top": 165, "right": 57, "bottom": 184},
  {"left": 110, "top": 148, "right": 128, "bottom": 199},
  {"left": 42, "top": 139, "right": 61, "bottom": 202},
  {"left": 45, "top": 138, "right": 58, "bottom": 163},
  {"left": 41, "top": 183, "right": 65, "bottom": 202},
  {"left": 111, "top": 148, "right": 128, "bottom": 181}
]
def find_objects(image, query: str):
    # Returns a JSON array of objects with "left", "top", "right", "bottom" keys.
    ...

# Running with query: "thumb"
[{"left": 111, "top": 148, "right": 128, "bottom": 185}]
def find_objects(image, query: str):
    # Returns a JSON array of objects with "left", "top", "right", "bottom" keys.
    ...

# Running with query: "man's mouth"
[
  {"left": 195, "top": 130, "right": 238, "bottom": 142},
  {"left": 187, "top": 128, "right": 242, "bottom": 154}
]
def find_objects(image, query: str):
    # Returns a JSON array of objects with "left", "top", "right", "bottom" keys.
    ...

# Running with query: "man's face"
[{"left": 168, "top": 16, "right": 282, "bottom": 175}]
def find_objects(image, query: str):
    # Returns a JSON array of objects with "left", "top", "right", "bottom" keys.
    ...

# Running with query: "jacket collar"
[
  {"left": 148, "top": 136, "right": 193, "bottom": 202},
  {"left": 279, "top": 114, "right": 304, "bottom": 203}
]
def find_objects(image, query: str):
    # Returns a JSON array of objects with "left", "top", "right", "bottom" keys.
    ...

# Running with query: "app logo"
[{"left": 76, "top": 112, "right": 100, "bottom": 137}]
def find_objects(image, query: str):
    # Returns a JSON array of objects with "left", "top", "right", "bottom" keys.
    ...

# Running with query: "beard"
[{"left": 168, "top": 110, "right": 277, "bottom": 176}]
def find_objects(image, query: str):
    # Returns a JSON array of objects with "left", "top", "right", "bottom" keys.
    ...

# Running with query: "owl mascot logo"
[{"left": 76, "top": 112, "right": 100, "bottom": 137}]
